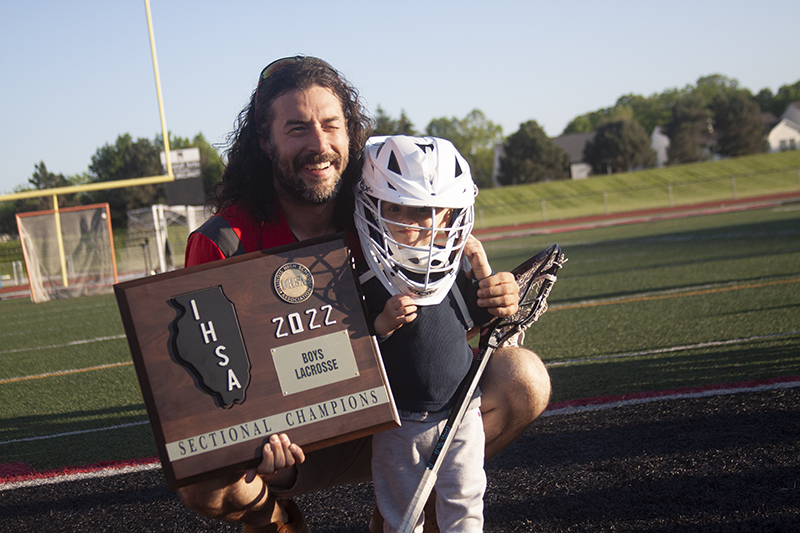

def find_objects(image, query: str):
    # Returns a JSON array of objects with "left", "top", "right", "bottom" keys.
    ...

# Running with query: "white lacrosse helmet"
[{"left": 355, "top": 135, "right": 477, "bottom": 305}]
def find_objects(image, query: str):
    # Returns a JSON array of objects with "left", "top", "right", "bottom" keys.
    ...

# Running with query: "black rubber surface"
[{"left": 2, "top": 387, "right": 798, "bottom": 532}]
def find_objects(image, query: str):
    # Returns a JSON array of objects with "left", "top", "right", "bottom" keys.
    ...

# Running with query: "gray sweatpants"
[{"left": 371, "top": 398, "right": 485, "bottom": 533}]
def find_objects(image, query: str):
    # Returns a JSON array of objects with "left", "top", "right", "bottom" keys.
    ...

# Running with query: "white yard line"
[
  {"left": 0, "top": 420, "right": 148, "bottom": 446},
  {"left": 0, "top": 334, "right": 126, "bottom": 357},
  {"left": 547, "top": 331, "right": 800, "bottom": 367},
  {"left": 0, "top": 359, "right": 132, "bottom": 385}
]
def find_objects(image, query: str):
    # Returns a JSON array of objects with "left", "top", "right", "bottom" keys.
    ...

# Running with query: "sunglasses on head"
[{"left": 253, "top": 56, "right": 337, "bottom": 131}]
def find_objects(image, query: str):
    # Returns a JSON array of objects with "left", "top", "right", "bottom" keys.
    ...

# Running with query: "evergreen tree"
[
  {"left": 665, "top": 93, "right": 714, "bottom": 164},
  {"left": 583, "top": 120, "right": 656, "bottom": 174},
  {"left": 371, "top": 106, "right": 417, "bottom": 137},
  {"left": 711, "top": 90, "right": 767, "bottom": 156},
  {"left": 498, "top": 120, "right": 570, "bottom": 185}
]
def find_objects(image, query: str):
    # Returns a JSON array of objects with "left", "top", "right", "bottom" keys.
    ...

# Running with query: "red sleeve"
[{"left": 184, "top": 231, "right": 226, "bottom": 267}]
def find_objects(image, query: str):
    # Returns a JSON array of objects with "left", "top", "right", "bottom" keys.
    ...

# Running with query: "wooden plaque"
[{"left": 114, "top": 233, "right": 399, "bottom": 489}]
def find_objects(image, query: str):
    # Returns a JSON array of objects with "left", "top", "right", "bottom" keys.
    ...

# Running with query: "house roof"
[
  {"left": 771, "top": 117, "right": 800, "bottom": 134},
  {"left": 552, "top": 132, "right": 596, "bottom": 163},
  {"left": 761, "top": 111, "right": 779, "bottom": 130},
  {"left": 781, "top": 102, "right": 800, "bottom": 124}
]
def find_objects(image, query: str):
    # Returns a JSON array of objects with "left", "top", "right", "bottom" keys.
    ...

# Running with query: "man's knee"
[
  {"left": 508, "top": 346, "right": 551, "bottom": 419},
  {"left": 479, "top": 346, "right": 551, "bottom": 457},
  {"left": 483, "top": 346, "right": 550, "bottom": 417}
]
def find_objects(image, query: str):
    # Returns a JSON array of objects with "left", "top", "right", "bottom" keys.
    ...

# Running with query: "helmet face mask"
[{"left": 355, "top": 136, "right": 477, "bottom": 305}]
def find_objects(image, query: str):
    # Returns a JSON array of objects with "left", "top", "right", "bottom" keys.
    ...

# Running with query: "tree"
[
  {"left": 29, "top": 161, "right": 69, "bottom": 191},
  {"left": 752, "top": 79, "right": 800, "bottom": 117},
  {"left": 693, "top": 74, "right": 740, "bottom": 106},
  {"left": 710, "top": 90, "right": 767, "bottom": 157},
  {"left": 775, "top": 80, "right": 800, "bottom": 113},
  {"left": 0, "top": 163, "right": 85, "bottom": 236},
  {"left": 665, "top": 92, "right": 714, "bottom": 164},
  {"left": 85, "top": 134, "right": 165, "bottom": 227},
  {"left": 27, "top": 162, "right": 82, "bottom": 210},
  {"left": 394, "top": 111, "right": 416, "bottom": 137},
  {"left": 583, "top": 120, "right": 656, "bottom": 174},
  {"left": 754, "top": 87, "right": 775, "bottom": 114},
  {"left": 159, "top": 132, "right": 224, "bottom": 195},
  {"left": 371, "top": 106, "right": 417, "bottom": 137},
  {"left": 498, "top": 120, "right": 570, "bottom": 185},
  {"left": 0, "top": 200, "right": 26, "bottom": 236},
  {"left": 425, "top": 109, "right": 503, "bottom": 189},
  {"left": 562, "top": 106, "right": 633, "bottom": 135},
  {"left": 616, "top": 90, "right": 683, "bottom": 135},
  {"left": 372, "top": 105, "right": 394, "bottom": 136},
  {"left": 562, "top": 114, "right": 595, "bottom": 135}
]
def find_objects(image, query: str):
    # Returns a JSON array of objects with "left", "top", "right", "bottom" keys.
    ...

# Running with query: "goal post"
[{"left": 16, "top": 203, "right": 117, "bottom": 303}]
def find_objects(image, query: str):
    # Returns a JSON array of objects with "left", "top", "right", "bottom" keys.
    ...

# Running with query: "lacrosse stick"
[{"left": 396, "top": 243, "right": 566, "bottom": 533}]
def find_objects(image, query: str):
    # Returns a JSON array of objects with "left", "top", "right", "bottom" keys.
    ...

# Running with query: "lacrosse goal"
[{"left": 16, "top": 203, "right": 117, "bottom": 303}]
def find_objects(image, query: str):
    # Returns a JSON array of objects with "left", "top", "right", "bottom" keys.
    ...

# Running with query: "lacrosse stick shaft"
[
  {"left": 396, "top": 244, "right": 565, "bottom": 533},
  {"left": 396, "top": 337, "right": 501, "bottom": 533}
]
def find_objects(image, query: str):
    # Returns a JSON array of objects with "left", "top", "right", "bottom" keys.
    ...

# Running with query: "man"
[{"left": 179, "top": 56, "right": 551, "bottom": 533}]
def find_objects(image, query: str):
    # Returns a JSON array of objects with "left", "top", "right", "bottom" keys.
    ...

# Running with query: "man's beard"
[{"left": 270, "top": 144, "right": 348, "bottom": 205}]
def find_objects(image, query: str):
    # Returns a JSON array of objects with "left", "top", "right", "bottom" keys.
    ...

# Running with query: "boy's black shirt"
[{"left": 361, "top": 269, "right": 493, "bottom": 413}]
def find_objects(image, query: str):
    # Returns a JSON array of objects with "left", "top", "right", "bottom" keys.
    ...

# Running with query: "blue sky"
[{"left": 1, "top": 0, "right": 797, "bottom": 194}]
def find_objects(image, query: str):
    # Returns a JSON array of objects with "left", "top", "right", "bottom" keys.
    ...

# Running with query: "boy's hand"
[
  {"left": 374, "top": 294, "right": 417, "bottom": 336},
  {"left": 463, "top": 235, "right": 492, "bottom": 281},
  {"left": 255, "top": 433, "right": 305, "bottom": 486}
]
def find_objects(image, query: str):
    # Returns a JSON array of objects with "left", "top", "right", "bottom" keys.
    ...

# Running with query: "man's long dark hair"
[{"left": 212, "top": 57, "right": 372, "bottom": 227}]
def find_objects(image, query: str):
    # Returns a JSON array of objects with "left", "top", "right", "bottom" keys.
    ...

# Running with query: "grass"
[
  {"left": 1, "top": 203, "right": 799, "bottom": 474},
  {"left": 481, "top": 205, "right": 800, "bottom": 400},
  {"left": 474, "top": 150, "right": 800, "bottom": 227}
]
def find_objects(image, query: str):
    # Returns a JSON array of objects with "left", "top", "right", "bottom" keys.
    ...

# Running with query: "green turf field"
[{"left": 1, "top": 204, "right": 799, "bottom": 473}]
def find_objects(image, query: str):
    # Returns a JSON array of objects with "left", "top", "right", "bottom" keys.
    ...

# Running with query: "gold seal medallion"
[{"left": 274, "top": 263, "right": 314, "bottom": 304}]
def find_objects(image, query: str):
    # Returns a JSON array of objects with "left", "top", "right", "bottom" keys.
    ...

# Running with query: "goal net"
[
  {"left": 16, "top": 203, "right": 117, "bottom": 303},
  {"left": 117, "top": 204, "right": 211, "bottom": 280}
]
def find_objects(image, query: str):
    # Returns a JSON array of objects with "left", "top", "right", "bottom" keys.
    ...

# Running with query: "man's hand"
[{"left": 477, "top": 272, "right": 519, "bottom": 317}]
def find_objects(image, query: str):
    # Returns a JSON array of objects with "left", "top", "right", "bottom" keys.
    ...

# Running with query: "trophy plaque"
[{"left": 114, "top": 233, "right": 399, "bottom": 489}]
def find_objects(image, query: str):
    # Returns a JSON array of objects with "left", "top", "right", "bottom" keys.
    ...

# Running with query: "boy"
[{"left": 355, "top": 135, "right": 494, "bottom": 532}]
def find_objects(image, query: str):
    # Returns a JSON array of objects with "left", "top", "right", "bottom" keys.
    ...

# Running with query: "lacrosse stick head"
[{"left": 480, "top": 244, "right": 567, "bottom": 350}]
